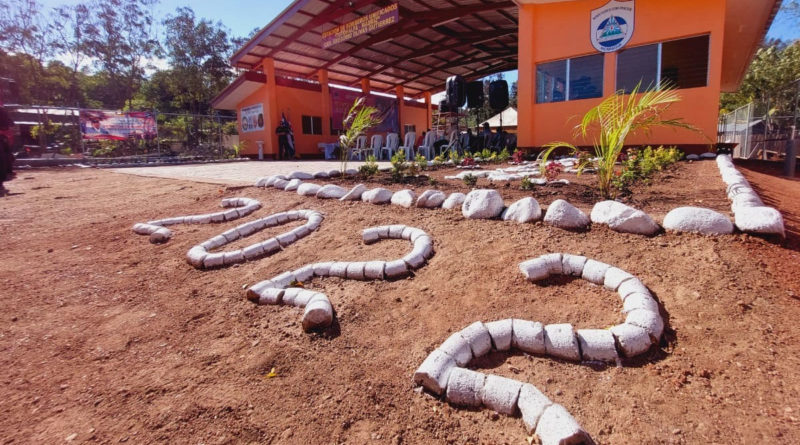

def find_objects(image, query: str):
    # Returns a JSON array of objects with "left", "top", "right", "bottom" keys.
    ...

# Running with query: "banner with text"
[
  {"left": 322, "top": 3, "right": 399, "bottom": 49},
  {"left": 80, "top": 110, "right": 157, "bottom": 141},
  {"left": 240, "top": 103, "right": 265, "bottom": 133}
]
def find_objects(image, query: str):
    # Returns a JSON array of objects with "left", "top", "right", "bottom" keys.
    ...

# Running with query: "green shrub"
[
  {"left": 497, "top": 148, "right": 511, "bottom": 163},
  {"left": 448, "top": 149, "right": 463, "bottom": 165},
  {"left": 415, "top": 154, "right": 428, "bottom": 172},
  {"left": 520, "top": 176, "right": 534, "bottom": 190},
  {"left": 359, "top": 155, "right": 379, "bottom": 178},
  {"left": 462, "top": 173, "right": 477, "bottom": 187}
]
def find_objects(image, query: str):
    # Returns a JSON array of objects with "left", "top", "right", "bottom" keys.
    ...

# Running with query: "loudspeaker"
[
  {"left": 489, "top": 80, "right": 509, "bottom": 110},
  {"left": 446, "top": 75, "right": 466, "bottom": 108},
  {"left": 466, "top": 81, "right": 484, "bottom": 109},
  {"left": 438, "top": 99, "right": 452, "bottom": 113}
]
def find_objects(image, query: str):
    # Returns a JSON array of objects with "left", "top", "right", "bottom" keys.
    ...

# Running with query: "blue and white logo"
[{"left": 591, "top": 0, "right": 635, "bottom": 53}]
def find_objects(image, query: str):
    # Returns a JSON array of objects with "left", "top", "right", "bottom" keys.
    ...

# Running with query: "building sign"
[
  {"left": 80, "top": 110, "right": 156, "bottom": 140},
  {"left": 240, "top": 103, "right": 264, "bottom": 133},
  {"left": 321, "top": 3, "right": 399, "bottom": 49},
  {"left": 591, "top": 0, "right": 635, "bottom": 53}
]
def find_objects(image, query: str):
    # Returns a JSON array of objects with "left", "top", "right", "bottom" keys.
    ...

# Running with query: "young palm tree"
[
  {"left": 339, "top": 97, "right": 383, "bottom": 173},
  {"left": 540, "top": 83, "right": 700, "bottom": 198}
]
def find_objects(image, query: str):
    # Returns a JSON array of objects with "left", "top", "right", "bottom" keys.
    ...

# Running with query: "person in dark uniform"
[{"left": 276, "top": 113, "right": 295, "bottom": 160}]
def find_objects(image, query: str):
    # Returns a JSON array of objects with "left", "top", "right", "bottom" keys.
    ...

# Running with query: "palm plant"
[
  {"left": 540, "top": 83, "right": 699, "bottom": 198},
  {"left": 339, "top": 97, "right": 383, "bottom": 174}
]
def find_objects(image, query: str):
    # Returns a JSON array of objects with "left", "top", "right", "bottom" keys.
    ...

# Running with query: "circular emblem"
[{"left": 596, "top": 15, "right": 628, "bottom": 51}]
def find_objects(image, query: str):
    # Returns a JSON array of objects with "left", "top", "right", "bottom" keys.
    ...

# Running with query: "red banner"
[
  {"left": 321, "top": 3, "right": 399, "bottom": 49},
  {"left": 80, "top": 110, "right": 157, "bottom": 141}
]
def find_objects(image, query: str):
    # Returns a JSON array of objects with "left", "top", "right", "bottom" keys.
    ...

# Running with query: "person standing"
[{"left": 276, "top": 113, "right": 295, "bottom": 160}]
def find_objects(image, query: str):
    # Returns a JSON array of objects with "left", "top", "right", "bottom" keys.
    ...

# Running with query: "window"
[
  {"left": 403, "top": 124, "right": 416, "bottom": 134},
  {"left": 536, "top": 54, "right": 603, "bottom": 103},
  {"left": 301, "top": 115, "right": 322, "bottom": 135},
  {"left": 617, "top": 35, "right": 709, "bottom": 92}
]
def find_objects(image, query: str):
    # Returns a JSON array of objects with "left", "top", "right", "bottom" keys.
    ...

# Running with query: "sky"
[{"left": 37, "top": 0, "right": 800, "bottom": 92}]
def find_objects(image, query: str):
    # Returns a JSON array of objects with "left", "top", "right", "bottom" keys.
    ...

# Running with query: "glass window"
[
  {"left": 617, "top": 43, "right": 659, "bottom": 93},
  {"left": 569, "top": 54, "right": 604, "bottom": 100},
  {"left": 536, "top": 60, "right": 567, "bottom": 103},
  {"left": 661, "top": 35, "right": 709, "bottom": 89},
  {"left": 302, "top": 115, "right": 322, "bottom": 135}
]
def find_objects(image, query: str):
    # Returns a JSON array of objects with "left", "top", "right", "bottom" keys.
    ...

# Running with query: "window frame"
[
  {"left": 301, "top": 115, "right": 323, "bottom": 135},
  {"left": 536, "top": 53, "right": 604, "bottom": 104},
  {"left": 615, "top": 34, "right": 710, "bottom": 93}
]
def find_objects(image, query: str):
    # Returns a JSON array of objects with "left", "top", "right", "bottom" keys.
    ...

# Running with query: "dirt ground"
[{"left": 1, "top": 160, "right": 799, "bottom": 444}]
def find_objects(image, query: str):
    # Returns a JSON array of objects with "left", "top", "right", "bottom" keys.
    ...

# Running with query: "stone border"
[
  {"left": 186, "top": 209, "right": 324, "bottom": 269},
  {"left": 715, "top": 154, "right": 785, "bottom": 237},
  {"left": 413, "top": 253, "right": 663, "bottom": 444},
  {"left": 132, "top": 197, "right": 262, "bottom": 243},
  {"left": 245, "top": 224, "right": 434, "bottom": 331}
]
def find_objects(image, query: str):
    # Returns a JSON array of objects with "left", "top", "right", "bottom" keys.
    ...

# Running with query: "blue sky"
[{"left": 39, "top": 0, "right": 800, "bottom": 90}]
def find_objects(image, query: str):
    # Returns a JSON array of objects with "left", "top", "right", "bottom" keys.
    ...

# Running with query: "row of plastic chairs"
[{"left": 349, "top": 131, "right": 461, "bottom": 161}]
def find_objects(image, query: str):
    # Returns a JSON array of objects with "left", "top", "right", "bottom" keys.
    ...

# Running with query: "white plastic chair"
[
  {"left": 349, "top": 135, "right": 368, "bottom": 160},
  {"left": 398, "top": 131, "right": 416, "bottom": 160},
  {"left": 417, "top": 131, "right": 438, "bottom": 160},
  {"left": 381, "top": 133, "right": 399, "bottom": 160},
  {"left": 369, "top": 134, "right": 383, "bottom": 159},
  {"left": 439, "top": 130, "right": 460, "bottom": 155}
]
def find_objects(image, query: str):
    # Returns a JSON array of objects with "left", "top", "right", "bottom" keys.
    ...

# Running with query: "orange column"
[
  {"left": 517, "top": 4, "right": 536, "bottom": 149},
  {"left": 263, "top": 57, "right": 280, "bottom": 158},
  {"left": 320, "top": 69, "right": 332, "bottom": 142},
  {"left": 395, "top": 85, "right": 405, "bottom": 136},
  {"left": 603, "top": 52, "right": 617, "bottom": 97},
  {"left": 424, "top": 91, "right": 432, "bottom": 130},
  {"left": 361, "top": 78, "right": 371, "bottom": 95}
]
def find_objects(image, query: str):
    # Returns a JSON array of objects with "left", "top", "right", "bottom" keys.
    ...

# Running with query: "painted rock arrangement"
[
  {"left": 246, "top": 225, "right": 434, "bottom": 331},
  {"left": 414, "top": 253, "right": 663, "bottom": 444},
  {"left": 716, "top": 154, "right": 785, "bottom": 237},
  {"left": 132, "top": 197, "right": 262, "bottom": 244},
  {"left": 186, "top": 209, "right": 323, "bottom": 269},
  {"left": 662, "top": 206, "right": 734, "bottom": 235},
  {"left": 590, "top": 200, "right": 660, "bottom": 236}
]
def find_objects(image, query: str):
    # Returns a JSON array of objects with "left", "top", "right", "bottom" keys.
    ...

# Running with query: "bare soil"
[{"left": 1, "top": 160, "right": 799, "bottom": 445}]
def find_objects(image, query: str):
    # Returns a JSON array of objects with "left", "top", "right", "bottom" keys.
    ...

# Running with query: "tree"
[
  {"left": 0, "top": 0, "right": 52, "bottom": 99},
  {"left": 720, "top": 41, "right": 800, "bottom": 114},
  {"left": 86, "top": 0, "right": 161, "bottom": 109},
  {"left": 49, "top": 4, "right": 92, "bottom": 106}
]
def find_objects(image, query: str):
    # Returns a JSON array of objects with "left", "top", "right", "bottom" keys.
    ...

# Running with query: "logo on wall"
[{"left": 591, "top": 0, "right": 635, "bottom": 53}]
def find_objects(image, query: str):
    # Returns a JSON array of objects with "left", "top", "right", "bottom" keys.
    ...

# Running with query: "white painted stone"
[
  {"left": 340, "top": 184, "right": 366, "bottom": 201},
  {"left": 302, "top": 294, "right": 333, "bottom": 331},
  {"left": 186, "top": 246, "right": 207, "bottom": 267},
  {"left": 329, "top": 262, "right": 349, "bottom": 278},
  {"left": 313, "top": 171, "right": 329, "bottom": 179},
  {"left": 485, "top": 319, "right": 513, "bottom": 351},
  {"left": 150, "top": 227, "right": 172, "bottom": 243},
  {"left": 590, "top": 200, "right": 660, "bottom": 235},
  {"left": 734, "top": 206, "right": 785, "bottom": 237},
  {"left": 362, "top": 226, "right": 387, "bottom": 244},
  {"left": 731, "top": 192, "right": 763, "bottom": 211},
  {"left": 576, "top": 329, "right": 619, "bottom": 362},
  {"left": 442, "top": 192, "right": 466, "bottom": 210},
  {"left": 561, "top": 254, "right": 587, "bottom": 277},
  {"left": 541, "top": 253, "right": 564, "bottom": 275},
  {"left": 501, "top": 197, "right": 542, "bottom": 223},
  {"left": 445, "top": 367, "right": 486, "bottom": 407},
  {"left": 384, "top": 259, "right": 409, "bottom": 278},
  {"left": 275, "top": 230, "right": 297, "bottom": 247},
  {"left": 345, "top": 262, "right": 366, "bottom": 280},
  {"left": 281, "top": 287, "right": 304, "bottom": 306},
  {"left": 700, "top": 152, "right": 717, "bottom": 159},
  {"left": 293, "top": 290, "right": 318, "bottom": 307},
  {"left": 283, "top": 178, "right": 302, "bottom": 191},
  {"left": 622, "top": 292, "right": 660, "bottom": 314},
  {"left": 364, "top": 261, "right": 386, "bottom": 280},
  {"left": 403, "top": 251, "right": 426, "bottom": 269},
  {"left": 603, "top": 267, "right": 634, "bottom": 291},
  {"left": 391, "top": 189, "right": 417, "bottom": 208},
  {"left": 461, "top": 189, "right": 505, "bottom": 219},
  {"left": 313, "top": 262, "right": 333, "bottom": 277},
  {"left": 616, "top": 278, "right": 650, "bottom": 299},
  {"left": 259, "top": 238, "right": 280, "bottom": 255},
  {"left": 519, "top": 258, "right": 550, "bottom": 281},
  {"left": 686, "top": 154, "right": 699, "bottom": 161},
  {"left": 222, "top": 250, "right": 245, "bottom": 266},
  {"left": 416, "top": 190, "right": 447, "bottom": 208},
  {"left": 271, "top": 271, "right": 296, "bottom": 288},
  {"left": 414, "top": 349, "right": 455, "bottom": 395},
  {"left": 316, "top": 184, "right": 348, "bottom": 199},
  {"left": 458, "top": 321, "right": 493, "bottom": 358},
  {"left": 535, "top": 404, "right": 593, "bottom": 445},
  {"left": 543, "top": 199, "right": 590, "bottom": 229},
  {"left": 288, "top": 171, "right": 314, "bottom": 180},
  {"left": 518, "top": 384, "right": 553, "bottom": 433},
  {"left": 625, "top": 309, "right": 664, "bottom": 340},
  {"left": 255, "top": 176, "right": 270, "bottom": 187},
  {"left": 388, "top": 224, "right": 406, "bottom": 238},
  {"left": 272, "top": 178, "right": 289, "bottom": 189},
  {"left": 439, "top": 332, "right": 474, "bottom": 366},
  {"left": 328, "top": 169, "right": 341, "bottom": 177},
  {"left": 361, "top": 187, "right": 393, "bottom": 204},
  {"left": 203, "top": 252, "right": 224, "bottom": 268},
  {"left": 662, "top": 207, "right": 734, "bottom": 235},
  {"left": 609, "top": 323, "right": 653, "bottom": 357},
  {"left": 511, "top": 319, "right": 545, "bottom": 354},
  {"left": 480, "top": 374, "right": 522, "bottom": 415},
  {"left": 255, "top": 288, "right": 284, "bottom": 305},
  {"left": 344, "top": 168, "right": 358, "bottom": 176},
  {"left": 544, "top": 324, "right": 580, "bottom": 361},
  {"left": 297, "top": 183, "right": 322, "bottom": 196}
]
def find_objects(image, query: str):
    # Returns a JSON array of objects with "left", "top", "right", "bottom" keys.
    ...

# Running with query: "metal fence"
[
  {"left": 8, "top": 106, "right": 239, "bottom": 161},
  {"left": 719, "top": 78, "right": 800, "bottom": 162}
]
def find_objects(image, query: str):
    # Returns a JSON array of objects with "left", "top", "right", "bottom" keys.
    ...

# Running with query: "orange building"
[{"left": 213, "top": 0, "right": 779, "bottom": 158}]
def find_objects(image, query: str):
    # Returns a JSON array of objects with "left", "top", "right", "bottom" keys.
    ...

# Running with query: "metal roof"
[{"left": 230, "top": 0, "right": 519, "bottom": 97}]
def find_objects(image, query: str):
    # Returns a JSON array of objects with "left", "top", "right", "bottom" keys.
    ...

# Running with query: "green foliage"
[
  {"left": 359, "top": 154, "right": 379, "bottom": 178},
  {"left": 448, "top": 149, "right": 463, "bottom": 165},
  {"left": 390, "top": 149, "right": 407, "bottom": 181},
  {"left": 414, "top": 154, "right": 428, "bottom": 172},
  {"left": 539, "top": 83, "right": 698, "bottom": 198},
  {"left": 612, "top": 146, "right": 683, "bottom": 193},
  {"left": 720, "top": 41, "right": 800, "bottom": 114},
  {"left": 520, "top": 176, "right": 534, "bottom": 191},
  {"left": 339, "top": 97, "right": 383, "bottom": 173},
  {"left": 228, "top": 140, "right": 247, "bottom": 158},
  {"left": 497, "top": 148, "right": 511, "bottom": 163},
  {"left": 462, "top": 173, "right": 477, "bottom": 187},
  {"left": 60, "top": 146, "right": 72, "bottom": 155}
]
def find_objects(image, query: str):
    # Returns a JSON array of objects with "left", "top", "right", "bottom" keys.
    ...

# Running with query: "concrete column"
[
  {"left": 263, "top": 58, "right": 280, "bottom": 159},
  {"left": 320, "top": 69, "right": 332, "bottom": 142},
  {"left": 517, "top": 4, "right": 535, "bottom": 149},
  {"left": 396, "top": 85, "right": 405, "bottom": 136},
  {"left": 603, "top": 52, "right": 617, "bottom": 97}
]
